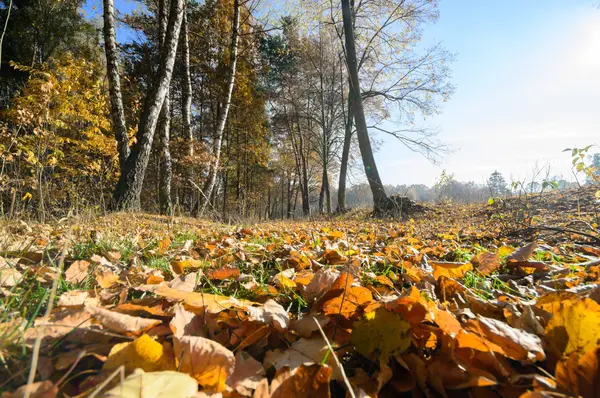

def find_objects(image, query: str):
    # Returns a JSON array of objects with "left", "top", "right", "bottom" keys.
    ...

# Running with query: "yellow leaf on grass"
[
  {"left": 104, "top": 370, "right": 197, "bottom": 398},
  {"left": 351, "top": 307, "right": 411, "bottom": 363},
  {"left": 431, "top": 261, "right": 473, "bottom": 280},
  {"left": 174, "top": 335, "right": 235, "bottom": 392},
  {"left": 95, "top": 269, "right": 119, "bottom": 288},
  {"left": 546, "top": 298, "right": 600, "bottom": 356},
  {"left": 158, "top": 235, "right": 171, "bottom": 255},
  {"left": 170, "top": 258, "right": 204, "bottom": 275},
  {"left": 274, "top": 271, "right": 297, "bottom": 289},
  {"left": 497, "top": 246, "right": 515, "bottom": 258},
  {"left": 155, "top": 285, "right": 257, "bottom": 314},
  {"left": 103, "top": 334, "right": 175, "bottom": 373}
]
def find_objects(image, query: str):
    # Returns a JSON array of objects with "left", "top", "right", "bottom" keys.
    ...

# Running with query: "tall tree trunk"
[
  {"left": 337, "top": 94, "right": 353, "bottom": 212},
  {"left": 157, "top": 92, "right": 172, "bottom": 213},
  {"left": 103, "top": 0, "right": 129, "bottom": 172},
  {"left": 181, "top": 8, "right": 195, "bottom": 212},
  {"left": 287, "top": 177, "right": 294, "bottom": 219},
  {"left": 341, "top": 0, "right": 388, "bottom": 216},
  {"left": 199, "top": 0, "right": 239, "bottom": 215},
  {"left": 112, "top": 0, "right": 184, "bottom": 210},
  {"left": 181, "top": 8, "right": 193, "bottom": 157},
  {"left": 301, "top": 160, "right": 310, "bottom": 217},
  {"left": 157, "top": 0, "right": 172, "bottom": 214},
  {"left": 324, "top": 167, "right": 331, "bottom": 214},
  {"left": 318, "top": 164, "right": 326, "bottom": 213}
]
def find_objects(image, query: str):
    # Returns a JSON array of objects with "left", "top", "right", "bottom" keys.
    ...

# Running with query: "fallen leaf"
[
  {"left": 170, "top": 258, "right": 204, "bottom": 275},
  {"left": 228, "top": 351, "right": 266, "bottom": 396},
  {"left": 546, "top": 297, "right": 600, "bottom": 356},
  {"left": 95, "top": 268, "right": 119, "bottom": 289},
  {"left": 87, "top": 306, "right": 161, "bottom": 335},
  {"left": 158, "top": 235, "right": 172, "bottom": 255},
  {"left": 57, "top": 290, "right": 98, "bottom": 307},
  {"left": 320, "top": 273, "right": 373, "bottom": 319},
  {"left": 431, "top": 261, "right": 473, "bottom": 280},
  {"left": 168, "top": 272, "right": 199, "bottom": 292},
  {"left": 474, "top": 252, "right": 500, "bottom": 276},
  {"left": 556, "top": 345, "right": 600, "bottom": 397},
  {"left": 464, "top": 315, "right": 546, "bottom": 362},
  {"left": 351, "top": 307, "right": 411, "bottom": 362},
  {"left": 274, "top": 269, "right": 297, "bottom": 289},
  {"left": 64, "top": 260, "right": 91, "bottom": 284},
  {"left": 0, "top": 266, "right": 22, "bottom": 287},
  {"left": 155, "top": 285, "right": 257, "bottom": 314},
  {"left": 302, "top": 269, "right": 338, "bottom": 301},
  {"left": 10, "top": 380, "right": 58, "bottom": 398},
  {"left": 246, "top": 299, "right": 290, "bottom": 331},
  {"left": 103, "top": 334, "right": 175, "bottom": 373},
  {"left": 174, "top": 335, "right": 235, "bottom": 391},
  {"left": 104, "top": 369, "right": 197, "bottom": 398},
  {"left": 507, "top": 242, "right": 538, "bottom": 262},
  {"left": 206, "top": 266, "right": 241, "bottom": 280},
  {"left": 169, "top": 303, "right": 205, "bottom": 338},
  {"left": 270, "top": 364, "right": 332, "bottom": 398}
]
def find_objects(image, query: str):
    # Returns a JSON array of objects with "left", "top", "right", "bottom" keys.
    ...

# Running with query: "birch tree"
[
  {"left": 198, "top": 0, "right": 240, "bottom": 215},
  {"left": 157, "top": 0, "right": 173, "bottom": 214},
  {"left": 105, "top": 0, "right": 185, "bottom": 210}
]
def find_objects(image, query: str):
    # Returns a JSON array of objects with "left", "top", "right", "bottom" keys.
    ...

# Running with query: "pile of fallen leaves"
[{"left": 1, "top": 190, "right": 600, "bottom": 397}]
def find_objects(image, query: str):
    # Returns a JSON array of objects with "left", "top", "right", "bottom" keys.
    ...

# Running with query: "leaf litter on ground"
[{"left": 1, "top": 188, "right": 600, "bottom": 397}]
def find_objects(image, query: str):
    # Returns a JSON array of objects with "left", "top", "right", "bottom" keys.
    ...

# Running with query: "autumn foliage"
[{"left": 0, "top": 190, "right": 599, "bottom": 396}]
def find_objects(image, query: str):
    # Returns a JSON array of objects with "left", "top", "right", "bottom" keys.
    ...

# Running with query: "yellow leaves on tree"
[
  {"left": 545, "top": 298, "right": 600, "bottom": 357},
  {"left": 351, "top": 308, "right": 411, "bottom": 363},
  {"left": 2, "top": 53, "right": 116, "bottom": 207}
]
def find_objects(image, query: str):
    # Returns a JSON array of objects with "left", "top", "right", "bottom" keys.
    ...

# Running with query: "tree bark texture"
[
  {"left": 103, "top": 0, "right": 130, "bottom": 172},
  {"left": 112, "top": 0, "right": 184, "bottom": 210}
]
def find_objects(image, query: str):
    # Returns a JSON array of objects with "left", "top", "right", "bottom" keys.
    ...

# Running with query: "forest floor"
[{"left": 1, "top": 187, "right": 599, "bottom": 397}]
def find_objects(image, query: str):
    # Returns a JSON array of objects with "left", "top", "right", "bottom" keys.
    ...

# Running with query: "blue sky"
[{"left": 376, "top": 0, "right": 600, "bottom": 186}]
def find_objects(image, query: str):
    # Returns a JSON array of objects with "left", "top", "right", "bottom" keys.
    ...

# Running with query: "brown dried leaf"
[
  {"left": 87, "top": 306, "right": 161, "bottom": 335},
  {"left": 507, "top": 242, "right": 538, "bottom": 262},
  {"left": 64, "top": 260, "right": 91, "bottom": 284},
  {"left": 474, "top": 252, "right": 500, "bottom": 276},
  {"left": 174, "top": 335, "right": 235, "bottom": 392},
  {"left": 270, "top": 364, "right": 332, "bottom": 398}
]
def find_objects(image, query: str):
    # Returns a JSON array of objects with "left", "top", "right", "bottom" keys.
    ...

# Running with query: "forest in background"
[{"left": 0, "top": 0, "right": 457, "bottom": 220}]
